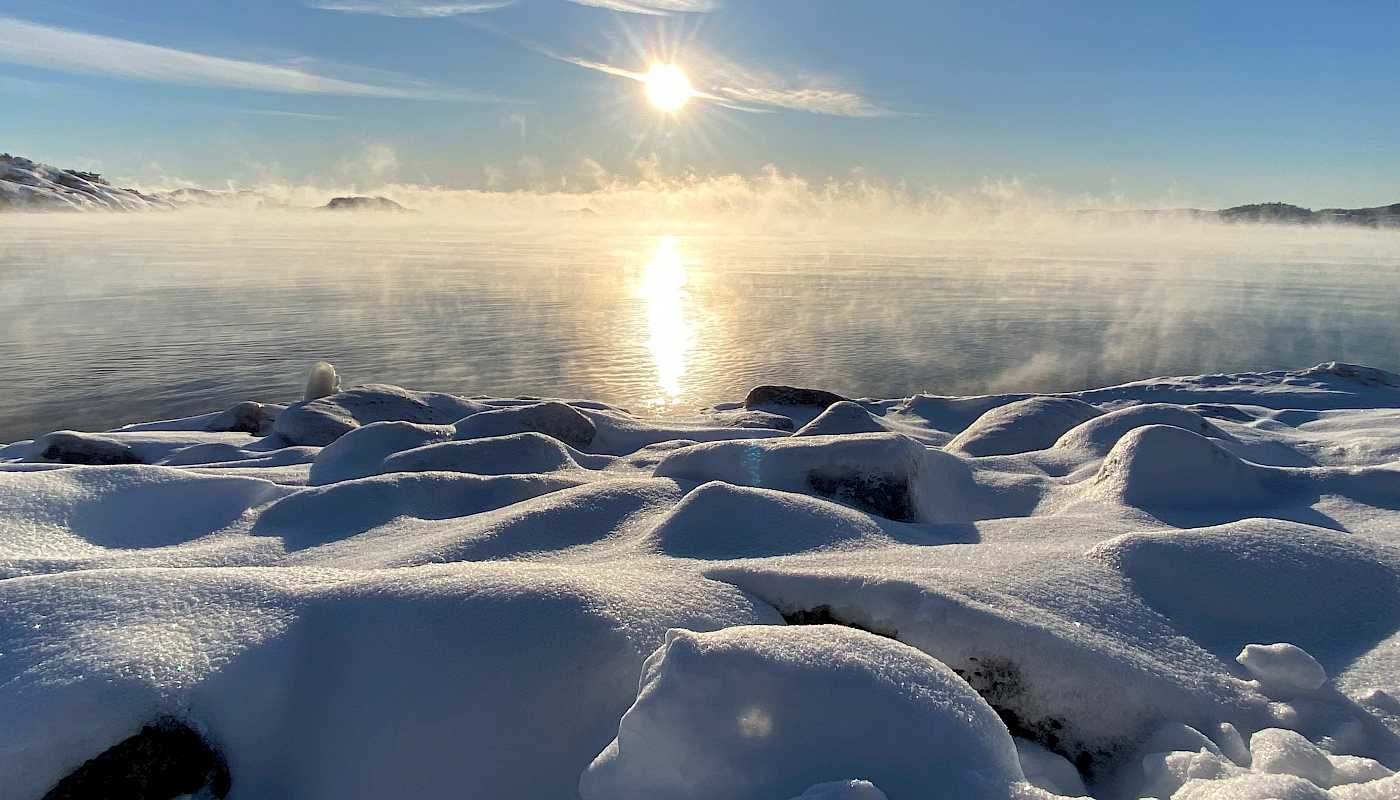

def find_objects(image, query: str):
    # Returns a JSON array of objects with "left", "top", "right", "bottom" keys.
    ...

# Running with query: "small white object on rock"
[
  {"left": 304, "top": 361, "right": 341, "bottom": 402},
  {"left": 1237, "top": 643, "right": 1327, "bottom": 696}
]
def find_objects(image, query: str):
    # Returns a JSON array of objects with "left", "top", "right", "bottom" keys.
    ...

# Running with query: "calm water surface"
[{"left": 2, "top": 213, "right": 1399, "bottom": 441}]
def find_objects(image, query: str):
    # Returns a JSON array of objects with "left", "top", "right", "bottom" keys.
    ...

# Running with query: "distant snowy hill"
[{"left": 0, "top": 153, "right": 172, "bottom": 211}]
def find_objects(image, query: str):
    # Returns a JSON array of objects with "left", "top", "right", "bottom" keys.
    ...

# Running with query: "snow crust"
[{"left": 4, "top": 361, "right": 1400, "bottom": 800}]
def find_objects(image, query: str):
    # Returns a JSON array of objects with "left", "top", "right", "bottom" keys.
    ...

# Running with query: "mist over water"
[{"left": 2, "top": 207, "right": 1399, "bottom": 441}]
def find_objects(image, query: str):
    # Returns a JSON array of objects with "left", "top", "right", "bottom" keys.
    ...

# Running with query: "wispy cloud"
[
  {"left": 703, "top": 61, "right": 898, "bottom": 118},
  {"left": 565, "top": 0, "right": 719, "bottom": 14},
  {"left": 534, "top": 46, "right": 894, "bottom": 117},
  {"left": 221, "top": 107, "right": 344, "bottom": 120},
  {"left": 306, "top": 1, "right": 512, "bottom": 17},
  {"left": 0, "top": 15, "right": 493, "bottom": 100}
]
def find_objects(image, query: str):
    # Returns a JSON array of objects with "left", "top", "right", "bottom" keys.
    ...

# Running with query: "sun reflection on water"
[{"left": 637, "top": 236, "right": 693, "bottom": 405}]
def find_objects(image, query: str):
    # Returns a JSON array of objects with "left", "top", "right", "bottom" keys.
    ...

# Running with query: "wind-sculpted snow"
[{"left": 4, "top": 362, "right": 1400, "bottom": 800}]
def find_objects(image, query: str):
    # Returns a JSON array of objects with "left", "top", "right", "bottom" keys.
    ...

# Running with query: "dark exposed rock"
[
  {"left": 710, "top": 409, "right": 796, "bottom": 431},
  {"left": 204, "top": 401, "right": 276, "bottom": 435},
  {"left": 780, "top": 605, "right": 898, "bottom": 639},
  {"left": 806, "top": 466, "right": 916, "bottom": 521},
  {"left": 321, "top": 196, "right": 409, "bottom": 212},
  {"left": 36, "top": 432, "right": 143, "bottom": 465},
  {"left": 41, "top": 717, "right": 230, "bottom": 800},
  {"left": 744, "top": 385, "right": 849, "bottom": 410}
]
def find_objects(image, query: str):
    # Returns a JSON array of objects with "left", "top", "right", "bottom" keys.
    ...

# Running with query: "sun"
[{"left": 644, "top": 63, "right": 694, "bottom": 113}]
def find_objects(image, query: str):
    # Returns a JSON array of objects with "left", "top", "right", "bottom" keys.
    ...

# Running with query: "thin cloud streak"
[
  {"left": 0, "top": 15, "right": 494, "bottom": 100},
  {"left": 566, "top": 0, "right": 719, "bottom": 14},
  {"left": 713, "top": 85, "right": 895, "bottom": 118},
  {"left": 536, "top": 47, "right": 892, "bottom": 117},
  {"left": 306, "top": 1, "right": 512, "bottom": 17}
]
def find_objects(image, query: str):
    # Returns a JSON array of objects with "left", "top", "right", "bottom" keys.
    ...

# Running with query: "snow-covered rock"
[
  {"left": 948, "top": 397, "right": 1103, "bottom": 457},
  {"left": 579, "top": 625, "right": 1029, "bottom": 800},
  {"left": 274, "top": 384, "right": 488, "bottom": 446}
]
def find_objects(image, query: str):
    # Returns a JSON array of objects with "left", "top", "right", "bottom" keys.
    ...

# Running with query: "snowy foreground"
[{"left": 4, "top": 363, "right": 1400, "bottom": 800}]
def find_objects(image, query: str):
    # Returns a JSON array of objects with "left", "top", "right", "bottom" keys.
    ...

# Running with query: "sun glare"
[{"left": 644, "top": 63, "right": 694, "bottom": 113}]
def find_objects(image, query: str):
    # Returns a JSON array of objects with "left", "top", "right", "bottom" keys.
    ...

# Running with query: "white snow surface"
[{"left": 4, "top": 361, "right": 1400, "bottom": 800}]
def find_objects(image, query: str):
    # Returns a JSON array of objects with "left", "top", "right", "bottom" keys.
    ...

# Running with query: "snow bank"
[{"left": 5, "top": 364, "right": 1400, "bottom": 800}]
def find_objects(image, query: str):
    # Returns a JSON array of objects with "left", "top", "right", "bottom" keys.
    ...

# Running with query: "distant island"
[
  {"left": 3, "top": 152, "right": 1397, "bottom": 226},
  {"left": 1081, "top": 201, "right": 1400, "bottom": 228},
  {"left": 321, "top": 195, "right": 409, "bottom": 212}
]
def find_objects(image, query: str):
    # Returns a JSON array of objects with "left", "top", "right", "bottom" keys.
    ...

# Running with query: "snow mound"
[
  {"left": 1089, "top": 519, "right": 1400, "bottom": 663},
  {"left": 308, "top": 421, "right": 455, "bottom": 485},
  {"left": 1090, "top": 425, "right": 1271, "bottom": 510},
  {"left": 452, "top": 401, "right": 597, "bottom": 448},
  {"left": 794, "top": 401, "right": 890, "bottom": 437},
  {"left": 579, "top": 625, "right": 1028, "bottom": 800},
  {"left": 644, "top": 481, "right": 892, "bottom": 559},
  {"left": 653, "top": 432, "right": 977, "bottom": 522},
  {"left": 710, "top": 563, "right": 1269, "bottom": 774},
  {"left": 948, "top": 397, "right": 1103, "bottom": 457},
  {"left": 274, "top": 385, "right": 488, "bottom": 446},
  {"left": 382, "top": 432, "right": 594, "bottom": 477},
  {"left": 0, "top": 465, "right": 288, "bottom": 559},
  {"left": 252, "top": 471, "right": 580, "bottom": 547},
  {"left": 1054, "top": 404, "right": 1232, "bottom": 455},
  {"left": 1237, "top": 644, "right": 1328, "bottom": 696}
]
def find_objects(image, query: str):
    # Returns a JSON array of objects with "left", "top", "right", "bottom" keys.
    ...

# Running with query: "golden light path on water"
[{"left": 636, "top": 235, "right": 693, "bottom": 405}]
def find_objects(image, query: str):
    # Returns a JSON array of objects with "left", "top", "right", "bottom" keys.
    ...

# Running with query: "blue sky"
[{"left": 2, "top": 0, "right": 1398, "bottom": 206}]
